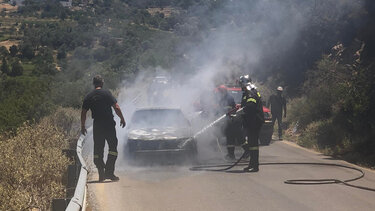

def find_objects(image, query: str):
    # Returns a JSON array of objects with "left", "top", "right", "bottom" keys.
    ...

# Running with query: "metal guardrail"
[{"left": 65, "top": 128, "right": 91, "bottom": 211}]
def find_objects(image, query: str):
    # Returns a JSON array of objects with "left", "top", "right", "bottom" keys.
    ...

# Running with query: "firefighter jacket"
[{"left": 241, "top": 88, "right": 264, "bottom": 128}]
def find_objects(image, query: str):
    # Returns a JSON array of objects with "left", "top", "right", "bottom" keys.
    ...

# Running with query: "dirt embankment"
[
  {"left": 0, "top": 2, "right": 18, "bottom": 13},
  {"left": 0, "top": 40, "right": 20, "bottom": 49}
]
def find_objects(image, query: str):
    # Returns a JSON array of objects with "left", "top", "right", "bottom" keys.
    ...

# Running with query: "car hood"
[{"left": 127, "top": 127, "right": 192, "bottom": 141}]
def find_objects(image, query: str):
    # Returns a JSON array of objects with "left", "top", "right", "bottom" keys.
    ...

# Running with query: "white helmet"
[
  {"left": 239, "top": 75, "right": 252, "bottom": 87},
  {"left": 277, "top": 86, "right": 283, "bottom": 91},
  {"left": 246, "top": 83, "right": 257, "bottom": 91}
]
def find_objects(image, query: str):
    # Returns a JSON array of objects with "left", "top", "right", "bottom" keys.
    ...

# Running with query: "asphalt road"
[{"left": 86, "top": 139, "right": 375, "bottom": 211}]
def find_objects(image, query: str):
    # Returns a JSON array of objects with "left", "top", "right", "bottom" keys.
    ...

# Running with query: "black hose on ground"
[{"left": 189, "top": 152, "right": 375, "bottom": 192}]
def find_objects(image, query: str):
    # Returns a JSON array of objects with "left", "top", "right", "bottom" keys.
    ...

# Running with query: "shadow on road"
[{"left": 87, "top": 180, "right": 119, "bottom": 184}]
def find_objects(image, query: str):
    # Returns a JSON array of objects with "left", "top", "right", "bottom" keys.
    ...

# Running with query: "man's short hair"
[{"left": 93, "top": 75, "right": 104, "bottom": 87}]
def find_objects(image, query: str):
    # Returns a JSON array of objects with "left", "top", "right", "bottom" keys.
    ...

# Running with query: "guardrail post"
[
  {"left": 51, "top": 198, "right": 70, "bottom": 211},
  {"left": 62, "top": 149, "right": 78, "bottom": 165},
  {"left": 67, "top": 164, "right": 80, "bottom": 188},
  {"left": 66, "top": 187, "right": 76, "bottom": 198}
]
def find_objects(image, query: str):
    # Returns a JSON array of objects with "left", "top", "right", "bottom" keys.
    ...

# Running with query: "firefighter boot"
[
  {"left": 98, "top": 167, "right": 105, "bottom": 182},
  {"left": 243, "top": 150, "right": 259, "bottom": 172},
  {"left": 105, "top": 153, "right": 119, "bottom": 181},
  {"left": 94, "top": 155, "right": 106, "bottom": 181}
]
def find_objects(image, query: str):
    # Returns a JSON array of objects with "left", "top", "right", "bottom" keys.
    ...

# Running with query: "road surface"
[{"left": 86, "top": 139, "right": 375, "bottom": 211}]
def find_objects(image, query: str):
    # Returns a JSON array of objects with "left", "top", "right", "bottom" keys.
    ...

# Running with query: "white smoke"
[{"left": 114, "top": 0, "right": 363, "bottom": 168}]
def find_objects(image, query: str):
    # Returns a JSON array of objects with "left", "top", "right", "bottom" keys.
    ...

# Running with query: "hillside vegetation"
[
  {"left": 285, "top": 9, "right": 375, "bottom": 166},
  {"left": 0, "top": 0, "right": 374, "bottom": 209},
  {"left": 0, "top": 0, "right": 187, "bottom": 209}
]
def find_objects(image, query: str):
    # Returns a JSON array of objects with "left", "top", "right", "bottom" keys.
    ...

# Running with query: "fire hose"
[
  {"left": 185, "top": 108, "right": 375, "bottom": 192},
  {"left": 190, "top": 153, "right": 375, "bottom": 192}
]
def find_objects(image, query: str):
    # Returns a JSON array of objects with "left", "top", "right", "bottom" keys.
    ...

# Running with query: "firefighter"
[
  {"left": 81, "top": 75, "right": 126, "bottom": 182},
  {"left": 216, "top": 85, "right": 237, "bottom": 161},
  {"left": 239, "top": 75, "right": 264, "bottom": 172},
  {"left": 267, "top": 86, "right": 287, "bottom": 140}
]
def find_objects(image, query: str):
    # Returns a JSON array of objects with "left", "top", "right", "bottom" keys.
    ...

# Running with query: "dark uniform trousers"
[
  {"left": 225, "top": 120, "right": 242, "bottom": 155},
  {"left": 243, "top": 124, "right": 261, "bottom": 168},
  {"left": 272, "top": 112, "right": 282, "bottom": 138},
  {"left": 93, "top": 120, "right": 118, "bottom": 176}
]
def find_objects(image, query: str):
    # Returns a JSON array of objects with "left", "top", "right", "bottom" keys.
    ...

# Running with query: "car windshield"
[
  {"left": 130, "top": 109, "right": 190, "bottom": 129},
  {"left": 228, "top": 90, "right": 242, "bottom": 104}
]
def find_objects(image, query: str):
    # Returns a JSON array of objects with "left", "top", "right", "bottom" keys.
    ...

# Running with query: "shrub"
[
  {"left": 298, "top": 119, "right": 342, "bottom": 150},
  {"left": 0, "top": 118, "right": 70, "bottom": 210},
  {"left": 286, "top": 96, "right": 309, "bottom": 130},
  {"left": 46, "top": 106, "right": 81, "bottom": 138},
  {"left": 10, "top": 60, "right": 24, "bottom": 77},
  {"left": 0, "top": 76, "right": 54, "bottom": 132},
  {"left": 297, "top": 120, "right": 320, "bottom": 149}
]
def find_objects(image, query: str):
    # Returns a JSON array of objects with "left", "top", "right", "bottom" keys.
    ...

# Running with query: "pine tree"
[
  {"left": 1, "top": 57, "right": 9, "bottom": 75},
  {"left": 9, "top": 45, "right": 18, "bottom": 57},
  {"left": 10, "top": 60, "right": 23, "bottom": 77}
]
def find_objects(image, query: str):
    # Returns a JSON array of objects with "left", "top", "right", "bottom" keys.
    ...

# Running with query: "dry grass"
[
  {"left": 0, "top": 107, "right": 81, "bottom": 210},
  {"left": 47, "top": 107, "right": 81, "bottom": 138}
]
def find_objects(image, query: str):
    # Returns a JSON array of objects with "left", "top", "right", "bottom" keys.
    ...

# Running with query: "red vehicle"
[{"left": 223, "top": 85, "right": 273, "bottom": 145}]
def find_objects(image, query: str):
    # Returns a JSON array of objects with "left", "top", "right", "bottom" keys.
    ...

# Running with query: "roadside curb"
[
  {"left": 279, "top": 139, "right": 375, "bottom": 174},
  {"left": 279, "top": 139, "right": 322, "bottom": 155}
]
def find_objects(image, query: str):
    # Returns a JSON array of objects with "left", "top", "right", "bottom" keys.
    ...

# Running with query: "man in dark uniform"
[
  {"left": 267, "top": 86, "right": 286, "bottom": 140},
  {"left": 81, "top": 75, "right": 126, "bottom": 182},
  {"left": 239, "top": 75, "right": 264, "bottom": 172},
  {"left": 216, "top": 85, "right": 237, "bottom": 161}
]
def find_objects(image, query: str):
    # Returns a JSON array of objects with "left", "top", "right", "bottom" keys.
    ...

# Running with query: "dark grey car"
[{"left": 125, "top": 108, "right": 197, "bottom": 163}]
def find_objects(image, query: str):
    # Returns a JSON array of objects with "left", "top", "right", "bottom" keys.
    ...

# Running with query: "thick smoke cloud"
[
  {"left": 115, "top": 0, "right": 364, "bottom": 166},
  {"left": 158, "top": 0, "right": 362, "bottom": 107}
]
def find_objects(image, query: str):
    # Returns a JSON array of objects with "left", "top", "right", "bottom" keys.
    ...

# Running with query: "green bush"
[
  {"left": 0, "top": 118, "right": 70, "bottom": 210},
  {"left": 288, "top": 92, "right": 340, "bottom": 133},
  {"left": 298, "top": 119, "right": 345, "bottom": 150},
  {"left": 287, "top": 45, "right": 375, "bottom": 167},
  {"left": 297, "top": 120, "right": 320, "bottom": 149},
  {"left": 0, "top": 76, "right": 54, "bottom": 132}
]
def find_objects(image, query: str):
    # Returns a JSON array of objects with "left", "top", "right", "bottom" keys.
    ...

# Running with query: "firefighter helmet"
[
  {"left": 239, "top": 75, "right": 252, "bottom": 87},
  {"left": 248, "top": 83, "right": 257, "bottom": 90}
]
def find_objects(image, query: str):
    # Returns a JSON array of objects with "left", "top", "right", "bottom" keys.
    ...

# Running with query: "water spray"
[{"left": 178, "top": 107, "right": 243, "bottom": 149}]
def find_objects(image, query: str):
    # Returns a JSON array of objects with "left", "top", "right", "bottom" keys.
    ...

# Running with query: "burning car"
[{"left": 125, "top": 108, "right": 198, "bottom": 162}]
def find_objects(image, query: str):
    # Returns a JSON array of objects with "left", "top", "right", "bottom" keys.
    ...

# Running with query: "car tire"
[{"left": 187, "top": 140, "right": 198, "bottom": 164}]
